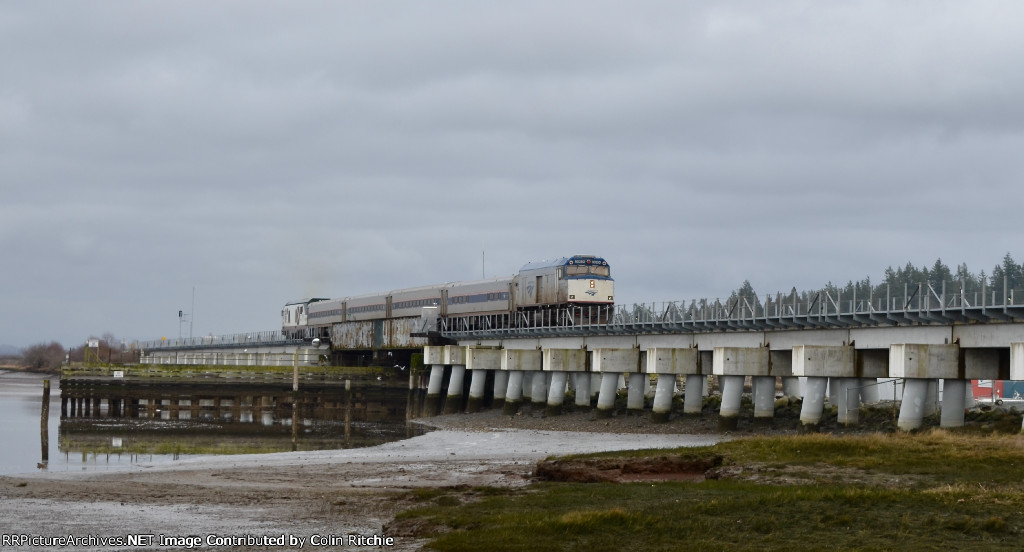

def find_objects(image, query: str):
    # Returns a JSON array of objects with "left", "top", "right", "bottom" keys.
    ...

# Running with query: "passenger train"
[{"left": 282, "top": 255, "right": 614, "bottom": 341}]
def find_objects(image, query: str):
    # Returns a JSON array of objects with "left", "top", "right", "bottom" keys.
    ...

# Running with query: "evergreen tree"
[{"left": 928, "top": 258, "right": 952, "bottom": 291}]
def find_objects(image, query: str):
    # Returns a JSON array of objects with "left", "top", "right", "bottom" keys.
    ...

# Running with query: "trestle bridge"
[{"left": 136, "top": 279, "right": 1024, "bottom": 431}]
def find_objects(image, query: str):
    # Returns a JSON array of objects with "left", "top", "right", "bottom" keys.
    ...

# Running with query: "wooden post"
[
  {"left": 40, "top": 380, "right": 50, "bottom": 469},
  {"left": 345, "top": 379, "right": 352, "bottom": 444}
]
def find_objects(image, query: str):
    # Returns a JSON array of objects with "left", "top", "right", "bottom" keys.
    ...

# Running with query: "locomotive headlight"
[{"left": 589, "top": 280, "right": 595, "bottom": 288}]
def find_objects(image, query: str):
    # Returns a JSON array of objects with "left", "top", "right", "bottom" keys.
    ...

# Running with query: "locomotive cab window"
[{"left": 566, "top": 265, "right": 610, "bottom": 277}]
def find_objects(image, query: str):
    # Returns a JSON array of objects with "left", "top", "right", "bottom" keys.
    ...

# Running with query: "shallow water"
[{"left": 0, "top": 370, "right": 426, "bottom": 475}]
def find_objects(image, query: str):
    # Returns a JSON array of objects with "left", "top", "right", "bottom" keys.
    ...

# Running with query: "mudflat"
[{"left": 0, "top": 414, "right": 721, "bottom": 552}]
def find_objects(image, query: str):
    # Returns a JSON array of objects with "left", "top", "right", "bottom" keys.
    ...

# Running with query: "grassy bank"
[{"left": 391, "top": 431, "right": 1024, "bottom": 551}]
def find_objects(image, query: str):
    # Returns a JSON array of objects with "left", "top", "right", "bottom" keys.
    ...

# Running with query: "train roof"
[
  {"left": 519, "top": 255, "right": 609, "bottom": 271},
  {"left": 283, "top": 297, "right": 330, "bottom": 306}
]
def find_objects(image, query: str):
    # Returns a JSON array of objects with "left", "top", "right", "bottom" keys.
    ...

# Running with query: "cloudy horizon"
[{"left": 3, "top": 2, "right": 1024, "bottom": 349}]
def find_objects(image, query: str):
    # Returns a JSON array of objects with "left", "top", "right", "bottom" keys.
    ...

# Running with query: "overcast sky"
[{"left": 3, "top": 2, "right": 1024, "bottom": 349}]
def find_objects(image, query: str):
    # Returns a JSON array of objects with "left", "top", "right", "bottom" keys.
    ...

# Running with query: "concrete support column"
[
  {"left": 503, "top": 371, "right": 525, "bottom": 415},
  {"left": 752, "top": 376, "right": 775, "bottom": 423},
  {"left": 425, "top": 364, "right": 445, "bottom": 416},
  {"left": 793, "top": 345, "right": 859, "bottom": 429},
  {"left": 626, "top": 373, "right": 646, "bottom": 414},
  {"left": 596, "top": 373, "right": 619, "bottom": 419},
  {"left": 590, "top": 373, "right": 602, "bottom": 401},
  {"left": 466, "top": 348, "right": 502, "bottom": 413},
  {"left": 651, "top": 375, "right": 675, "bottom": 423},
  {"left": 531, "top": 371, "right": 549, "bottom": 410},
  {"left": 683, "top": 374, "right": 705, "bottom": 415},
  {"left": 443, "top": 365, "right": 466, "bottom": 414},
  {"left": 574, "top": 373, "right": 591, "bottom": 409},
  {"left": 940, "top": 379, "right": 967, "bottom": 428},
  {"left": 544, "top": 348, "right": 588, "bottom": 413},
  {"left": 898, "top": 378, "right": 929, "bottom": 431},
  {"left": 718, "top": 374, "right": 744, "bottom": 431},
  {"left": 646, "top": 347, "right": 697, "bottom": 422},
  {"left": 492, "top": 370, "right": 508, "bottom": 411},
  {"left": 799, "top": 376, "right": 828, "bottom": 429},
  {"left": 781, "top": 377, "right": 801, "bottom": 398},
  {"left": 713, "top": 347, "right": 770, "bottom": 430},
  {"left": 891, "top": 344, "right": 960, "bottom": 431},
  {"left": 546, "top": 372, "right": 569, "bottom": 416},
  {"left": 522, "top": 372, "right": 533, "bottom": 401},
  {"left": 466, "top": 369, "right": 488, "bottom": 413},
  {"left": 828, "top": 379, "right": 839, "bottom": 407},
  {"left": 836, "top": 377, "right": 859, "bottom": 427},
  {"left": 593, "top": 348, "right": 641, "bottom": 419},
  {"left": 502, "top": 349, "right": 542, "bottom": 415}
]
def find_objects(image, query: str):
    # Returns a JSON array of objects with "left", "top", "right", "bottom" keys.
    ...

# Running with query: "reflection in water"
[{"left": 57, "top": 373, "right": 430, "bottom": 460}]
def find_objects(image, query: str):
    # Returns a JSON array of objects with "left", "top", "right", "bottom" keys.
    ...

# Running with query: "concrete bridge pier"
[
  {"left": 544, "top": 349, "right": 587, "bottom": 416},
  {"left": 466, "top": 370, "right": 488, "bottom": 413},
  {"left": 627, "top": 374, "right": 646, "bottom": 415},
  {"left": 898, "top": 378, "right": 929, "bottom": 431},
  {"left": 793, "top": 345, "right": 856, "bottom": 429},
  {"left": 444, "top": 365, "right": 467, "bottom": 415},
  {"left": 423, "top": 346, "right": 447, "bottom": 416},
  {"left": 714, "top": 347, "right": 769, "bottom": 430},
  {"left": 891, "top": 344, "right": 959, "bottom": 431},
  {"left": 835, "top": 377, "right": 860, "bottom": 426},
  {"left": 593, "top": 348, "right": 639, "bottom": 419},
  {"left": 442, "top": 346, "right": 467, "bottom": 415},
  {"left": 940, "top": 379, "right": 967, "bottom": 428},
  {"left": 752, "top": 376, "right": 776, "bottom": 423},
  {"left": 800, "top": 377, "right": 828, "bottom": 428},
  {"left": 546, "top": 372, "right": 569, "bottom": 416},
  {"left": 596, "top": 373, "right": 619, "bottom": 418},
  {"left": 647, "top": 348, "right": 698, "bottom": 423},
  {"left": 502, "top": 349, "right": 542, "bottom": 415},
  {"left": 503, "top": 371, "right": 525, "bottom": 415},
  {"left": 574, "top": 373, "right": 591, "bottom": 409},
  {"left": 492, "top": 370, "right": 508, "bottom": 410},
  {"left": 467, "top": 348, "right": 501, "bottom": 413},
  {"left": 531, "top": 371, "right": 550, "bottom": 411},
  {"left": 718, "top": 375, "right": 744, "bottom": 430},
  {"left": 651, "top": 376, "right": 675, "bottom": 422},
  {"left": 781, "top": 377, "right": 801, "bottom": 398},
  {"left": 683, "top": 374, "right": 705, "bottom": 415}
]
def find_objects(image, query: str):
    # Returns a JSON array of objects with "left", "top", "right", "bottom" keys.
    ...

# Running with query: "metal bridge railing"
[
  {"left": 138, "top": 330, "right": 300, "bottom": 351},
  {"left": 139, "top": 278, "right": 1024, "bottom": 347},
  {"left": 441, "top": 278, "right": 1024, "bottom": 339}
]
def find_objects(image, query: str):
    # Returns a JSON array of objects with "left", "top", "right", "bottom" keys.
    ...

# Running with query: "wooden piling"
[{"left": 40, "top": 380, "right": 50, "bottom": 468}]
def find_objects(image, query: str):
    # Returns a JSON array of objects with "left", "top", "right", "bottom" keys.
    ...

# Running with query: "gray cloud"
[{"left": 3, "top": 1, "right": 1024, "bottom": 347}]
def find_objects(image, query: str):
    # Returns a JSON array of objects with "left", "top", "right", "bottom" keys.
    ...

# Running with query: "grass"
[{"left": 392, "top": 431, "right": 1024, "bottom": 551}]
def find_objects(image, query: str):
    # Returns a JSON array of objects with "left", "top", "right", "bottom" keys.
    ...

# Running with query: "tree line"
[
  {"left": 730, "top": 253, "right": 1024, "bottom": 309},
  {"left": 17, "top": 334, "right": 141, "bottom": 373}
]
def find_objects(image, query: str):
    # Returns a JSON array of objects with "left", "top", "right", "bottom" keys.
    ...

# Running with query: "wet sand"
[{"left": 0, "top": 412, "right": 722, "bottom": 551}]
